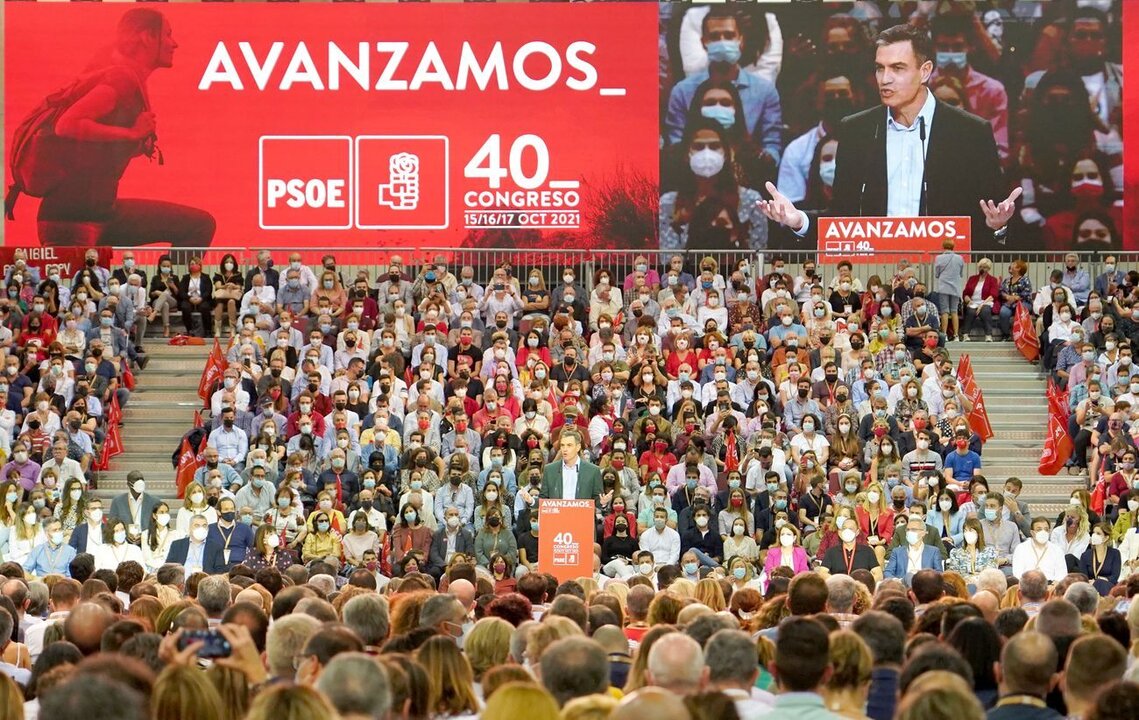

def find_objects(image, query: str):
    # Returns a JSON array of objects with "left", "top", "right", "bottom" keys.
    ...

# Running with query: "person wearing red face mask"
[
  {"left": 942, "top": 431, "right": 983, "bottom": 485},
  {"left": 638, "top": 435, "right": 676, "bottom": 483},
  {"left": 602, "top": 496, "right": 638, "bottom": 540}
]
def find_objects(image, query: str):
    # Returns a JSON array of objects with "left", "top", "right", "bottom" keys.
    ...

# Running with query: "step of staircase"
[
  {"left": 94, "top": 341, "right": 212, "bottom": 502},
  {"left": 947, "top": 342, "right": 1080, "bottom": 516}
]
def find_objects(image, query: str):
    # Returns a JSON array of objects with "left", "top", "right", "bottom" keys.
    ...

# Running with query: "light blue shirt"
[
  {"left": 24, "top": 540, "right": 77, "bottom": 578},
  {"left": 777, "top": 123, "right": 825, "bottom": 203},
  {"left": 186, "top": 540, "right": 206, "bottom": 573},
  {"left": 208, "top": 426, "right": 248, "bottom": 464},
  {"left": 885, "top": 87, "right": 935, "bottom": 218}
]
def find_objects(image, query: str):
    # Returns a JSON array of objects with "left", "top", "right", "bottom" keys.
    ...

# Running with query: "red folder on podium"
[{"left": 817, "top": 216, "right": 971, "bottom": 264}]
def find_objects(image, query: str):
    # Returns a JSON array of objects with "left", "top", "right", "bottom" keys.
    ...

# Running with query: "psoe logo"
[
  {"left": 378, "top": 153, "right": 420, "bottom": 211},
  {"left": 356, "top": 136, "right": 449, "bottom": 230}
]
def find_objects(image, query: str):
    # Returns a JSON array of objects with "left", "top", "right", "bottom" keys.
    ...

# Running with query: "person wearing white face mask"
[
  {"left": 762, "top": 523, "right": 810, "bottom": 587},
  {"left": 821, "top": 516, "right": 882, "bottom": 580},
  {"left": 1078, "top": 521, "right": 1120, "bottom": 596},
  {"left": 67, "top": 497, "right": 106, "bottom": 555},
  {"left": 24, "top": 517, "right": 76, "bottom": 578},
  {"left": 639, "top": 506, "right": 681, "bottom": 568},
  {"left": 1011, "top": 517, "right": 1068, "bottom": 582},
  {"left": 884, "top": 516, "right": 943, "bottom": 582},
  {"left": 659, "top": 121, "right": 769, "bottom": 252},
  {"left": 109, "top": 469, "right": 161, "bottom": 535},
  {"left": 140, "top": 502, "right": 180, "bottom": 573},
  {"left": 94, "top": 519, "right": 144, "bottom": 571},
  {"left": 166, "top": 514, "right": 216, "bottom": 576}
]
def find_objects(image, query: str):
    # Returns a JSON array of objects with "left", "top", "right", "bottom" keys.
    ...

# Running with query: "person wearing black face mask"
[
  {"left": 205, "top": 497, "right": 255, "bottom": 572},
  {"left": 601, "top": 512, "right": 639, "bottom": 568}
]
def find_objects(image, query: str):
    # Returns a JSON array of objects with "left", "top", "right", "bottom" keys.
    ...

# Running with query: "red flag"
[
  {"left": 122, "top": 365, "right": 136, "bottom": 391},
  {"left": 193, "top": 410, "right": 203, "bottom": 429},
  {"left": 92, "top": 438, "right": 110, "bottom": 471},
  {"left": 106, "top": 422, "right": 123, "bottom": 459},
  {"left": 197, "top": 338, "right": 226, "bottom": 404},
  {"left": 1039, "top": 382, "right": 1073, "bottom": 475},
  {"left": 1012, "top": 303, "right": 1040, "bottom": 362},
  {"left": 956, "top": 355, "right": 994, "bottom": 442},
  {"left": 107, "top": 393, "right": 122, "bottom": 427},
  {"left": 175, "top": 436, "right": 206, "bottom": 499}
]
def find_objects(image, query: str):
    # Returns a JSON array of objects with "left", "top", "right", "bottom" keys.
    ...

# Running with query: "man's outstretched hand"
[
  {"left": 758, "top": 182, "right": 805, "bottom": 232},
  {"left": 981, "top": 186, "right": 1022, "bottom": 230}
]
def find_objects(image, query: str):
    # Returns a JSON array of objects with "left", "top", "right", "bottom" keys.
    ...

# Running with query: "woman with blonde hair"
[
  {"left": 694, "top": 577, "right": 726, "bottom": 612},
  {"left": 205, "top": 665, "right": 251, "bottom": 720},
  {"left": 246, "top": 684, "right": 338, "bottom": 720},
  {"left": 417, "top": 635, "right": 481, "bottom": 718},
  {"left": 623, "top": 623, "right": 676, "bottom": 693},
  {"left": 526, "top": 616, "right": 583, "bottom": 671},
  {"left": 175, "top": 481, "right": 217, "bottom": 534},
  {"left": 895, "top": 671, "right": 984, "bottom": 720},
  {"left": 668, "top": 578, "right": 695, "bottom": 599},
  {"left": 152, "top": 664, "right": 227, "bottom": 720},
  {"left": 481, "top": 666, "right": 536, "bottom": 701},
  {"left": 855, "top": 481, "right": 895, "bottom": 565},
  {"left": 1051, "top": 503, "right": 1091, "bottom": 566},
  {"left": 822, "top": 630, "right": 873, "bottom": 720},
  {"left": 482, "top": 681, "right": 559, "bottom": 720},
  {"left": 561, "top": 693, "right": 620, "bottom": 720},
  {"left": 465, "top": 617, "right": 513, "bottom": 684}
]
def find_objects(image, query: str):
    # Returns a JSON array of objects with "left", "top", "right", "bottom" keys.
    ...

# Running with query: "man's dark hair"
[
  {"left": 119, "top": 633, "right": 163, "bottom": 675},
  {"left": 92, "top": 569, "right": 119, "bottom": 593},
  {"left": 100, "top": 619, "right": 145, "bottom": 653},
  {"left": 852, "top": 610, "right": 906, "bottom": 666},
  {"left": 911, "top": 570, "right": 944, "bottom": 605},
  {"left": 773, "top": 617, "right": 830, "bottom": 692},
  {"left": 301, "top": 624, "right": 365, "bottom": 666},
  {"left": 39, "top": 674, "right": 147, "bottom": 720},
  {"left": 875, "top": 23, "right": 934, "bottom": 67},
  {"left": 875, "top": 595, "right": 916, "bottom": 632},
  {"left": 995, "top": 607, "right": 1029, "bottom": 640},
  {"left": 701, "top": 5, "right": 739, "bottom": 39},
  {"left": 447, "top": 563, "right": 477, "bottom": 586},
  {"left": 787, "top": 573, "right": 828, "bottom": 616},
  {"left": 69, "top": 553, "right": 96, "bottom": 584},
  {"left": 899, "top": 643, "right": 973, "bottom": 694},
  {"left": 685, "top": 614, "right": 737, "bottom": 649},
  {"left": 587, "top": 606, "right": 619, "bottom": 636},
  {"left": 517, "top": 572, "right": 548, "bottom": 605},
  {"left": 548, "top": 594, "right": 589, "bottom": 634},
  {"left": 254, "top": 567, "right": 284, "bottom": 596},
  {"left": 555, "top": 580, "right": 585, "bottom": 601},
  {"left": 222, "top": 602, "right": 270, "bottom": 653},
  {"left": 539, "top": 637, "right": 610, "bottom": 707},
  {"left": 657, "top": 565, "right": 682, "bottom": 589},
  {"left": 940, "top": 602, "right": 982, "bottom": 639},
  {"left": 272, "top": 585, "right": 316, "bottom": 621},
  {"left": 347, "top": 569, "right": 377, "bottom": 590}
]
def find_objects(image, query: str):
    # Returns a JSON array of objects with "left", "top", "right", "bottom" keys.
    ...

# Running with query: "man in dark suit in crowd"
[
  {"left": 759, "top": 22, "right": 1021, "bottom": 251},
  {"left": 540, "top": 430, "right": 603, "bottom": 507},
  {"left": 166, "top": 514, "right": 223, "bottom": 575},
  {"left": 108, "top": 470, "right": 161, "bottom": 534}
]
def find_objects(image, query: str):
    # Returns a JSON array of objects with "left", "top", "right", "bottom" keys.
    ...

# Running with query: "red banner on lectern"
[
  {"left": 538, "top": 498, "right": 595, "bottom": 583},
  {"left": 817, "top": 216, "right": 971, "bottom": 264}
]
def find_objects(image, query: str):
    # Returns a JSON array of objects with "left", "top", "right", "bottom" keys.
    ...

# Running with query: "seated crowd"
[{"left": 0, "top": 248, "right": 1137, "bottom": 719}]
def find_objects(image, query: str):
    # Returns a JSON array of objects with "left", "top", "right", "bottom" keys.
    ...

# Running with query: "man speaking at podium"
[{"left": 759, "top": 23, "right": 1021, "bottom": 247}]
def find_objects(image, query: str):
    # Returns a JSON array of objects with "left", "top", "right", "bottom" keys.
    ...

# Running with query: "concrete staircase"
[
  {"left": 94, "top": 342, "right": 213, "bottom": 502},
  {"left": 946, "top": 340, "right": 1081, "bottom": 517}
]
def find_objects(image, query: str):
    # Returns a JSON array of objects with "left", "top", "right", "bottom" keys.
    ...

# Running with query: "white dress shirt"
[{"left": 561, "top": 462, "right": 579, "bottom": 500}]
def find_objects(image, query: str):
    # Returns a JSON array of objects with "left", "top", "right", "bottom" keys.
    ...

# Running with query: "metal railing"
[{"left": 108, "top": 246, "right": 1137, "bottom": 300}]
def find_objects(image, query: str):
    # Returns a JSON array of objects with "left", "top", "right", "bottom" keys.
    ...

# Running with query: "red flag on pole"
[
  {"left": 175, "top": 435, "right": 206, "bottom": 499},
  {"left": 92, "top": 438, "right": 110, "bottom": 471},
  {"left": 1012, "top": 303, "right": 1040, "bottom": 363},
  {"left": 1039, "top": 382, "right": 1073, "bottom": 475},
  {"left": 956, "top": 354, "right": 994, "bottom": 442},
  {"left": 193, "top": 410, "right": 203, "bottom": 429},
  {"left": 197, "top": 338, "right": 225, "bottom": 404},
  {"left": 106, "top": 422, "right": 123, "bottom": 459}
]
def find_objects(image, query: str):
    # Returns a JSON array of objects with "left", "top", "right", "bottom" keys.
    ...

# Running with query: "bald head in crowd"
[
  {"left": 995, "top": 631, "right": 1059, "bottom": 698},
  {"left": 646, "top": 632, "right": 706, "bottom": 694},
  {"left": 64, "top": 603, "right": 114, "bottom": 656}
]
